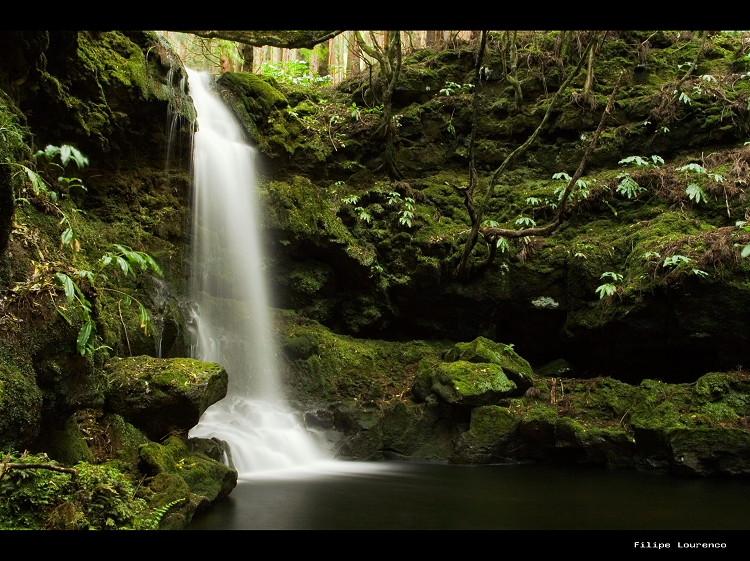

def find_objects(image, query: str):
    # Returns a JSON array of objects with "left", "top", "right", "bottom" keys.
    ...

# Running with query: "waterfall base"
[{"left": 189, "top": 396, "right": 331, "bottom": 479}]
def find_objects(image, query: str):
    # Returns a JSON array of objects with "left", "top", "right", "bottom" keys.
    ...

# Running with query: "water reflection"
[{"left": 189, "top": 462, "right": 750, "bottom": 531}]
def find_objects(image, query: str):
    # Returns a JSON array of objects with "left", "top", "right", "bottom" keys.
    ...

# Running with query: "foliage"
[
  {"left": 54, "top": 244, "right": 163, "bottom": 355},
  {"left": 8, "top": 145, "right": 163, "bottom": 356},
  {"left": 0, "top": 452, "right": 151, "bottom": 530},
  {"left": 613, "top": 155, "right": 663, "bottom": 199},
  {"left": 595, "top": 272, "right": 622, "bottom": 300},
  {"left": 674, "top": 162, "right": 725, "bottom": 204},
  {"left": 261, "top": 59, "right": 333, "bottom": 87},
  {"left": 439, "top": 81, "right": 474, "bottom": 96}
]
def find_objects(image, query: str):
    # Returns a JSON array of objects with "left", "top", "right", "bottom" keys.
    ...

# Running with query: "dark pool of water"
[{"left": 187, "top": 460, "right": 750, "bottom": 533}]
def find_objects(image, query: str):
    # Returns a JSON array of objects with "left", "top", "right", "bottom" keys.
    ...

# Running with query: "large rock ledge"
[
  {"left": 104, "top": 355, "right": 228, "bottom": 441},
  {"left": 280, "top": 317, "right": 750, "bottom": 478}
]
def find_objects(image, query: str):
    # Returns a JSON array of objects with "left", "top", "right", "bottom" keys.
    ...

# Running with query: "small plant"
[
  {"left": 514, "top": 216, "right": 537, "bottom": 228},
  {"left": 675, "top": 162, "right": 723, "bottom": 204},
  {"left": 661, "top": 254, "right": 709, "bottom": 278},
  {"left": 135, "top": 498, "right": 185, "bottom": 530},
  {"left": 386, "top": 191, "right": 416, "bottom": 227},
  {"left": 619, "top": 155, "right": 664, "bottom": 168},
  {"left": 54, "top": 244, "right": 163, "bottom": 356},
  {"left": 355, "top": 207, "right": 372, "bottom": 223},
  {"left": 612, "top": 154, "right": 664, "bottom": 200},
  {"left": 552, "top": 172, "right": 592, "bottom": 201},
  {"left": 595, "top": 271, "right": 623, "bottom": 300},
  {"left": 531, "top": 296, "right": 559, "bottom": 309},
  {"left": 685, "top": 183, "right": 708, "bottom": 203},
  {"left": 616, "top": 174, "right": 645, "bottom": 199},
  {"left": 663, "top": 254, "right": 690, "bottom": 268},
  {"left": 439, "top": 82, "right": 474, "bottom": 96}
]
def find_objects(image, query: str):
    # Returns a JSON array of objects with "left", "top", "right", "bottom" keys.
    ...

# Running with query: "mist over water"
[{"left": 185, "top": 68, "right": 329, "bottom": 477}]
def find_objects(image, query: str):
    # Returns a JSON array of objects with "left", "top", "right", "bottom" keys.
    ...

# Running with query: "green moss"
[
  {"left": 446, "top": 337, "right": 533, "bottom": 374},
  {"left": 416, "top": 360, "right": 519, "bottom": 407},
  {"left": 559, "top": 377, "right": 639, "bottom": 426},
  {"left": 279, "top": 310, "right": 448, "bottom": 404},
  {"left": 0, "top": 453, "right": 150, "bottom": 530},
  {"left": 106, "top": 356, "right": 221, "bottom": 386},
  {"left": 466, "top": 405, "right": 519, "bottom": 446},
  {"left": 138, "top": 435, "right": 236, "bottom": 528},
  {"left": 0, "top": 356, "right": 43, "bottom": 451}
]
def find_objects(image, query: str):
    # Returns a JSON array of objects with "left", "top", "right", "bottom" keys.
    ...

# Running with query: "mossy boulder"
[
  {"left": 37, "top": 410, "right": 149, "bottom": 467},
  {"left": 414, "top": 337, "right": 534, "bottom": 406},
  {"left": 104, "top": 356, "right": 228, "bottom": 441},
  {"left": 138, "top": 435, "right": 237, "bottom": 529},
  {"left": 216, "top": 71, "right": 297, "bottom": 155}
]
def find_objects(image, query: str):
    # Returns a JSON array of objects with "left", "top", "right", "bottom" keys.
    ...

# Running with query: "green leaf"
[
  {"left": 60, "top": 227, "right": 75, "bottom": 246},
  {"left": 76, "top": 320, "right": 95, "bottom": 355},
  {"left": 685, "top": 183, "right": 707, "bottom": 203},
  {"left": 115, "top": 256, "right": 131, "bottom": 276},
  {"left": 22, "top": 166, "right": 48, "bottom": 195},
  {"left": 54, "top": 273, "right": 76, "bottom": 303},
  {"left": 663, "top": 254, "right": 690, "bottom": 268},
  {"left": 595, "top": 283, "right": 618, "bottom": 299},
  {"left": 515, "top": 216, "right": 536, "bottom": 228},
  {"left": 59, "top": 145, "right": 89, "bottom": 169},
  {"left": 138, "top": 302, "right": 153, "bottom": 334},
  {"left": 676, "top": 163, "right": 707, "bottom": 175},
  {"left": 142, "top": 254, "right": 163, "bottom": 275}
]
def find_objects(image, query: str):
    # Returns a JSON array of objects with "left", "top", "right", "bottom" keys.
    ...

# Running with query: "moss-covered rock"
[
  {"left": 138, "top": 435, "right": 237, "bottom": 529},
  {"left": 667, "top": 427, "right": 750, "bottom": 476},
  {"left": 104, "top": 356, "right": 228, "bottom": 441},
  {"left": 416, "top": 360, "right": 520, "bottom": 406},
  {"left": 414, "top": 337, "right": 534, "bottom": 406},
  {"left": 454, "top": 405, "right": 520, "bottom": 462},
  {"left": 0, "top": 357, "right": 43, "bottom": 451}
]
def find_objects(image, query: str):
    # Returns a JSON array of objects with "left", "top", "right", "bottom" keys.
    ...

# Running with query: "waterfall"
[{"left": 185, "top": 68, "right": 329, "bottom": 477}]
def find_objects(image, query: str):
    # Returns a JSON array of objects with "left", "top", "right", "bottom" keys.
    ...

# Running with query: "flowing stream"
[{"left": 185, "top": 69, "right": 329, "bottom": 477}]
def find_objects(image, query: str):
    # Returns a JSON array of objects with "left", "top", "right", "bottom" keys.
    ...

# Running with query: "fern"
[{"left": 136, "top": 498, "right": 184, "bottom": 530}]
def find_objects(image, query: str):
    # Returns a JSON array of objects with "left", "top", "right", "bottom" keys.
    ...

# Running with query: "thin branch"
[
  {"left": 481, "top": 71, "right": 624, "bottom": 242},
  {"left": 455, "top": 34, "right": 598, "bottom": 277}
]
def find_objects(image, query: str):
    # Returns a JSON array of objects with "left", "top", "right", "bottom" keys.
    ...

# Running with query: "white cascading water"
[{"left": 185, "top": 68, "right": 329, "bottom": 478}]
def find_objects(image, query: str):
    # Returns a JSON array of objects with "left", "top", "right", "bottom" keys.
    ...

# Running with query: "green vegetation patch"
[
  {"left": 0, "top": 453, "right": 154, "bottom": 530},
  {"left": 0, "top": 358, "right": 43, "bottom": 451},
  {"left": 105, "top": 355, "right": 226, "bottom": 398}
]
